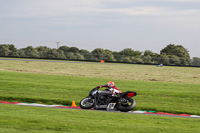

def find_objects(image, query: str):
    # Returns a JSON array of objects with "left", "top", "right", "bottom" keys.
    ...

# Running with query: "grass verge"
[{"left": 1, "top": 104, "right": 200, "bottom": 133}]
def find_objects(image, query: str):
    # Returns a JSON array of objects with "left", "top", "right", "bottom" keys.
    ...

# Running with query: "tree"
[
  {"left": 115, "top": 48, "right": 142, "bottom": 63},
  {"left": 143, "top": 50, "right": 159, "bottom": 64},
  {"left": 20, "top": 46, "right": 39, "bottom": 58},
  {"left": 160, "top": 44, "right": 191, "bottom": 65},
  {"left": 113, "top": 54, "right": 123, "bottom": 62},
  {"left": 122, "top": 57, "right": 132, "bottom": 63},
  {"left": 36, "top": 46, "right": 50, "bottom": 58},
  {"left": 91, "top": 48, "right": 105, "bottom": 60},
  {"left": 104, "top": 54, "right": 116, "bottom": 62},
  {"left": 92, "top": 48, "right": 116, "bottom": 61},
  {"left": 132, "top": 57, "right": 143, "bottom": 63},
  {"left": 74, "top": 53, "right": 85, "bottom": 60},
  {"left": 144, "top": 50, "right": 153, "bottom": 56},
  {"left": 104, "top": 49, "right": 112, "bottom": 54},
  {"left": 119, "top": 48, "right": 142, "bottom": 56},
  {"left": 192, "top": 57, "right": 200, "bottom": 66},
  {"left": 158, "top": 53, "right": 170, "bottom": 65},
  {"left": 143, "top": 56, "right": 152, "bottom": 64},
  {"left": 161, "top": 44, "right": 189, "bottom": 57},
  {"left": 112, "top": 51, "right": 120, "bottom": 55},
  {"left": 79, "top": 49, "right": 91, "bottom": 60},
  {"left": 119, "top": 48, "right": 133, "bottom": 56},
  {"left": 91, "top": 48, "right": 105, "bottom": 54},
  {"left": 0, "top": 44, "right": 18, "bottom": 57},
  {"left": 180, "top": 57, "right": 191, "bottom": 66},
  {"left": 8, "top": 44, "right": 18, "bottom": 57},
  {"left": 58, "top": 46, "right": 70, "bottom": 53},
  {"left": 17, "top": 49, "right": 25, "bottom": 57},
  {"left": 47, "top": 49, "right": 58, "bottom": 59},
  {"left": 69, "top": 47, "right": 79, "bottom": 53},
  {"left": 169, "top": 55, "right": 181, "bottom": 65},
  {"left": 0, "top": 45, "right": 10, "bottom": 56},
  {"left": 66, "top": 52, "right": 76, "bottom": 59},
  {"left": 144, "top": 50, "right": 159, "bottom": 57},
  {"left": 57, "top": 50, "right": 66, "bottom": 59},
  {"left": 102, "top": 49, "right": 115, "bottom": 61},
  {"left": 79, "top": 49, "right": 90, "bottom": 54},
  {"left": 133, "top": 50, "right": 143, "bottom": 56}
]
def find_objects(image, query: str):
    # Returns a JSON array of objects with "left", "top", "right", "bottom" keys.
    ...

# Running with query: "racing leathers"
[{"left": 96, "top": 84, "right": 122, "bottom": 97}]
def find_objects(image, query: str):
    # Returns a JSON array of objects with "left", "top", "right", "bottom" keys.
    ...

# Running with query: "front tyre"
[
  {"left": 80, "top": 97, "right": 94, "bottom": 109},
  {"left": 117, "top": 98, "right": 136, "bottom": 112}
]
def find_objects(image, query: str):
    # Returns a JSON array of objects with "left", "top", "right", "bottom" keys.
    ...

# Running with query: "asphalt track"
[{"left": 1, "top": 101, "right": 200, "bottom": 119}]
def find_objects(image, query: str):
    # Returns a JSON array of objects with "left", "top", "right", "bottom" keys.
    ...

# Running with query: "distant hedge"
[{"left": 0, "top": 44, "right": 199, "bottom": 66}]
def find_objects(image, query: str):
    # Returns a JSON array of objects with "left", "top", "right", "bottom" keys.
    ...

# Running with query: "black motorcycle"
[{"left": 80, "top": 88, "right": 137, "bottom": 112}]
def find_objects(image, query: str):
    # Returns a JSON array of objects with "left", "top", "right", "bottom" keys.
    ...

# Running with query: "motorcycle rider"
[{"left": 95, "top": 81, "right": 122, "bottom": 97}]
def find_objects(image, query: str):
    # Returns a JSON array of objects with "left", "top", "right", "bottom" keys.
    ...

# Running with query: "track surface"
[{"left": 1, "top": 101, "right": 200, "bottom": 119}]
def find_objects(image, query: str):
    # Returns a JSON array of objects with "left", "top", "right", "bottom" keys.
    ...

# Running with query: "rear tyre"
[
  {"left": 117, "top": 98, "right": 136, "bottom": 112},
  {"left": 80, "top": 97, "right": 94, "bottom": 109}
]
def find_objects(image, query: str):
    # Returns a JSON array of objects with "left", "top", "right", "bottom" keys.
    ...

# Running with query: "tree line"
[{"left": 0, "top": 44, "right": 199, "bottom": 66}]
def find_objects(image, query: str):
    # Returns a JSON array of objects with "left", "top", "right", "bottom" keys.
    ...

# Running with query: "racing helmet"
[{"left": 107, "top": 81, "right": 115, "bottom": 88}]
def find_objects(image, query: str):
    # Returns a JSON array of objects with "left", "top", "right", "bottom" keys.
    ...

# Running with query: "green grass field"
[
  {"left": 0, "top": 71, "right": 200, "bottom": 115},
  {"left": 1, "top": 104, "right": 200, "bottom": 133},
  {"left": 0, "top": 59, "right": 200, "bottom": 132},
  {"left": 1, "top": 58, "right": 200, "bottom": 84}
]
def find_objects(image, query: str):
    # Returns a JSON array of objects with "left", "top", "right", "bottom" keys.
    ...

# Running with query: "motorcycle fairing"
[{"left": 121, "top": 91, "right": 137, "bottom": 98}]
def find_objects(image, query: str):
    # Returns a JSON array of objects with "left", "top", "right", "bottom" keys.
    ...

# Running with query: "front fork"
[{"left": 93, "top": 93, "right": 99, "bottom": 109}]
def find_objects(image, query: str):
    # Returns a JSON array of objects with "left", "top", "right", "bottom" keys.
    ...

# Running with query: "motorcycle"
[{"left": 80, "top": 88, "right": 137, "bottom": 112}]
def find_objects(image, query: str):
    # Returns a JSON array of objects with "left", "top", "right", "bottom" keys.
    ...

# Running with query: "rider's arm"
[
  {"left": 95, "top": 84, "right": 108, "bottom": 89},
  {"left": 113, "top": 86, "right": 122, "bottom": 93}
]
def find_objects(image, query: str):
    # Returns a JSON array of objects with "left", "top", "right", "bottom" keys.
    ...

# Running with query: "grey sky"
[{"left": 0, "top": 0, "right": 200, "bottom": 57}]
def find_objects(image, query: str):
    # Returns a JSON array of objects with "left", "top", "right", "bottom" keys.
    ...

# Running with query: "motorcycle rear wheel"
[
  {"left": 117, "top": 98, "right": 136, "bottom": 112},
  {"left": 80, "top": 97, "right": 94, "bottom": 109}
]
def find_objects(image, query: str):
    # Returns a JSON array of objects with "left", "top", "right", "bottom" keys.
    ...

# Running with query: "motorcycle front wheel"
[
  {"left": 117, "top": 98, "right": 136, "bottom": 112},
  {"left": 79, "top": 97, "right": 94, "bottom": 109}
]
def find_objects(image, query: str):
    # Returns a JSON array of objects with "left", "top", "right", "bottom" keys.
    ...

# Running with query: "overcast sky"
[{"left": 0, "top": 0, "right": 200, "bottom": 57}]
